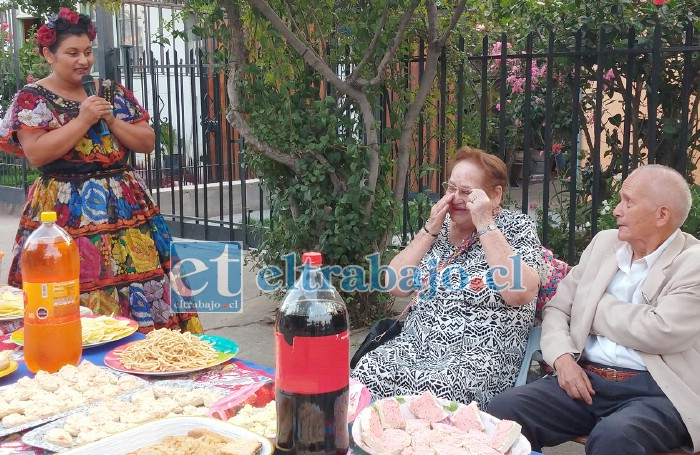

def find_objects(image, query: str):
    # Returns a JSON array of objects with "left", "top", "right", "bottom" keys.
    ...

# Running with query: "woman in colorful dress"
[
  {"left": 352, "top": 147, "right": 543, "bottom": 407},
  {"left": 0, "top": 8, "right": 201, "bottom": 334}
]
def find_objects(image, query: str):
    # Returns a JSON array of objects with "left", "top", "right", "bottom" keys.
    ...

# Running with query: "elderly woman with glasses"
[{"left": 352, "top": 146, "right": 543, "bottom": 407}]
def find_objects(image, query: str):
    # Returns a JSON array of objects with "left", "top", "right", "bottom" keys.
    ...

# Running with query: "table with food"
[
  {"left": 0, "top": 268, "right": 543, "bottom": 455},
  {"left": 0, "top": 295, "right": 277, "bottom": 455}
]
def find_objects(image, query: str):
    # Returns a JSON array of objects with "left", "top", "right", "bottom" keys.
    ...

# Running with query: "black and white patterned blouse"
[{"left": 351, "top": 209, "right": 543, "bottom": 407}]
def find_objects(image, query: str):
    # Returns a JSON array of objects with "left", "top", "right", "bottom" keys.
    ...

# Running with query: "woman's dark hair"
[{"left": 37, "top": 10, "right": 95, "bottom": 54}]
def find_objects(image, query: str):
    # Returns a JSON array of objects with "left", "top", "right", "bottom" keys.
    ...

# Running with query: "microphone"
[{"left": 81, "top": 75, "right": 110, "bottom": 137}]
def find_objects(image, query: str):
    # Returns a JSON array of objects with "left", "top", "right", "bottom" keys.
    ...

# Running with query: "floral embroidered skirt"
[{"left": 7, "top": 169, "right": 202, "bottom": 334}]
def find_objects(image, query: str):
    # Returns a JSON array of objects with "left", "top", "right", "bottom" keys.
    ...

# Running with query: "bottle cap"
[
  {"left": 40, "top": 211, "right": 57, "bottom": 222},
  {"left": 301, "top": 252, "right": 322, "bottom": 266}
]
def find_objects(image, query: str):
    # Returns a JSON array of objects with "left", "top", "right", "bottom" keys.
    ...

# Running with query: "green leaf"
[{"left": 444, "top": 401, "right": 460, "bottom": 412}]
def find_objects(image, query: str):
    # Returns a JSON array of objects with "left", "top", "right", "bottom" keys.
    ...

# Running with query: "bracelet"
[
  {"left": 423, "top": 225, "right": 438, "bottom": 237},
  {"left": 476, "top": 223, "right": 498, "bottom": 237}
]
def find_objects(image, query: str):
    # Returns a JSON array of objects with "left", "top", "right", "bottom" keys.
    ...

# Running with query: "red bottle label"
[{"left": 275, "top": 331, "right": 350, "bottom": 394}]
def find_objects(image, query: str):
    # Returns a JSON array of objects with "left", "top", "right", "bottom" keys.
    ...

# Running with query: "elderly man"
[{"left": 488, "top": 165, "right": 700, "bottom": 455}]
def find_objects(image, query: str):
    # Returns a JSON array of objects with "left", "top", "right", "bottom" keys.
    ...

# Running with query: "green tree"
[{"left": 171, "top": 0, "right": 478, "bottom": 324}]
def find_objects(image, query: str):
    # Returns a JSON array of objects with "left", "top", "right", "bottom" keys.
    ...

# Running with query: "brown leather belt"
[{"left": 581, "top": 363, "right": 640, "bottom": 382}]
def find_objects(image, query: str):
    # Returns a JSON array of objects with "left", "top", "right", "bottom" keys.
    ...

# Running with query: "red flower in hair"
[
  {"left": 88, "top": 23, "right": 96, "bottom": 41},
  {"left": 58, "top": 7, "right": 80, "bottom": 25},
  {"left": 36, "top": 24, "right": 56, "bottom": 47}
]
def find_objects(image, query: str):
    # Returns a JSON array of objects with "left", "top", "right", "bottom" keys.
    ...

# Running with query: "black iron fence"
[
  {"left": 115, "top": 45, "right": 268, "bottom": 247},
  {"left": 397, "top": 23, "right": 699, "bottom": 262},
  {"left": 1, "top": 17, "right": 698, "bottom": 260}
]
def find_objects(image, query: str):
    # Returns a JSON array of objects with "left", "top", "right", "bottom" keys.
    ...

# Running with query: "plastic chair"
[{"left": 515, "top": 326, "right": 543, "bottom": 386}]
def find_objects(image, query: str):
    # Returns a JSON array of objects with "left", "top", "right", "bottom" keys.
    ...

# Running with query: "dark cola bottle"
[{"left": 275, "top": 252, "right": 350, "bottom": 455}]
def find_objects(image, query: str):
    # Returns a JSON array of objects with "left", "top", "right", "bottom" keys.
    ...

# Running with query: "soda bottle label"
[
  {"left": 275, "top": 330, "right": 350, "bottom": 394},
  {"left": 23, "top": 279, "right": 80, "bottom": 325}
]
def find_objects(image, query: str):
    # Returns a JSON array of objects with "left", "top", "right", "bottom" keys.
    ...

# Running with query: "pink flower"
[
  {"left": 77, "top": 237, "right": 102, "bottom": 282},
  {"left": 552, "top": 143, "right": 563, "bottom": 154},
  {"left": 511, "top": 78, "right": 525, "bottom": 94},
  {"left": 26, "top": 75, "right": 35, "bottom": 83},
  {"left": 495, "top": 103, "right": 501, "bottom": 111},
  {"left": 535, "top": 97, "right": 544, "bottom": 105},
  {"left": 515, "top": 118, "right": 522, "bottom": 127},
  {"left": 603, "top": 69, "right": 615, "bottom": 81},
  {"left": 475, "top": 24, "right": 485, "bottom": 32},
  {"left": 0, "top": 23, "right": 8, "bottom": 30},
  {"left": 652, "top": 0, "right": 665, "bottom": 5},
  {"left": 539, "top": 150, "right": 544, "bottom": 157}
]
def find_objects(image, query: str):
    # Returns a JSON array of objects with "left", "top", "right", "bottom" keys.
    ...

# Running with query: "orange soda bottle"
[{"left": 21, "top": 211, "right": 82, "bottom": 373}]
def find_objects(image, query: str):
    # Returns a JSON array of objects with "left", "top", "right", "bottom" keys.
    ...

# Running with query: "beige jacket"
[{"left": 541, "top": 229, "right": 700, "bottom": 451}]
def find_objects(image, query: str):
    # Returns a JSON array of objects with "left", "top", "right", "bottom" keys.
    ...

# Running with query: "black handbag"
[{"left": 350, "top": 317, "right": 403, "bottom": 369}]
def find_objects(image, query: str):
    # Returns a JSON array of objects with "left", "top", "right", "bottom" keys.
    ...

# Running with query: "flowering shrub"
[{"left": 490, "top": 41, "right": 575, "bottom": 164}]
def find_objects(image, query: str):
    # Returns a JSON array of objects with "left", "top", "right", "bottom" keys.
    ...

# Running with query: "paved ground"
[{"left": 0, "top": 200, "right": 583, "bottom": 455}]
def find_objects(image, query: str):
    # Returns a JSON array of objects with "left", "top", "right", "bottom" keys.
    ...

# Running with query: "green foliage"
[
  {"left": 240, "top": 66, "right": 397, "bottom": 326},
  {"left": 679, "top": 186, "right": 700, "bottom": 238},
  {"left": 4, "top": 0, "right": 122, "bottom": 17},
  {"left": 19, "top": 27, "right": 49, "bottom": 82},
  {"left": 0, "top": 22, "right": 18, "bottom": 117}
]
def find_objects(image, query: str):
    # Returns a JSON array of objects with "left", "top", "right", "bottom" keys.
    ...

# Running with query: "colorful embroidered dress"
[{"left": 0, "top": 80, "right": 201, "bottom": 334}]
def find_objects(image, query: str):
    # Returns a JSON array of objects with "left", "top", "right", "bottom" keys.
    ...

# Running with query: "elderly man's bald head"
[{"left": 629, "top": 165, "right": 691, "bottom": 229}]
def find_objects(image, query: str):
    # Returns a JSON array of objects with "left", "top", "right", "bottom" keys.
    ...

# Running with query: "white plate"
[
  {"left": 61, "top": 416, "right": 272, "bottom": 455},
  {"left": 352, "top": 395, "right": 531, "bottom": 455},
  {"left": 0, "top": 315, "right": 22, "bottom": 322}
]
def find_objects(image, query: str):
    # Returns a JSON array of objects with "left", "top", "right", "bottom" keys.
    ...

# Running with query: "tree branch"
[
  {"left": 365, "top": 1, "right": 421, "bottom": 87},
  {"left": 437, "top": 0, "right": 468, "bottom": 47},
  {"left": 221, "top": 0, "right": 303, "bottom": 175},
  {"left": 247, "top": 0, "right": 365, "bottom": 101},
  {"left": 307, "top": 149, "right": 347, "bottom": 193},
  {"left": 346, "top": 6, "right": 391, "bottom": 86},
  {"left": 383, "top": 1, "right": 464, "bottom": 249},
  {"left": 245, "top": 0, "right": 381, "bottom": 222}
]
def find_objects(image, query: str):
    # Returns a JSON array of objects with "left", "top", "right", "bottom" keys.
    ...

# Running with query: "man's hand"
[{"left": 554, "top": 353, "right": 595, "bottom": 405}]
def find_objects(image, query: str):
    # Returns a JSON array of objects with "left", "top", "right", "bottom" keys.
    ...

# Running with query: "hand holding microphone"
[{"left": 80, "top": 75, "right": 110, "bottom": 137}]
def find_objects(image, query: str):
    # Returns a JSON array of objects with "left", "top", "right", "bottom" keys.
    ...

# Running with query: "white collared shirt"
[{"left": 582, "top": 229, "right": 680, "bottom": 370}]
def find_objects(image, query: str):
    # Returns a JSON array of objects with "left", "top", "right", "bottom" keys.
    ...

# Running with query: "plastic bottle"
[
  {"left": 21, "top": 211, "right": 82, "bottom": 373},
  {"left": 275, "top": 252, "right": 350, "bottom": 454}
]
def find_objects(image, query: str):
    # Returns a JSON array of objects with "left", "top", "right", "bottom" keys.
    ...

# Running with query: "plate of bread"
[{"left": 352, "top": 390, "right": 531, "bottom": 455}]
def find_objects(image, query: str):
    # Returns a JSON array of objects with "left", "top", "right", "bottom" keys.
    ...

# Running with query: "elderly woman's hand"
[
  {"left": 466, "top": 189, "right": 496, "bottom": 228},
  {"left": 424, "top": 193, "right": 455, "bottom": 236}
]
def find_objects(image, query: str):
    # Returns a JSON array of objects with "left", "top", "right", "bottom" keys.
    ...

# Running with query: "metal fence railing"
[{"left": 1, "top": 10, "right": 698, "bottom": 259}]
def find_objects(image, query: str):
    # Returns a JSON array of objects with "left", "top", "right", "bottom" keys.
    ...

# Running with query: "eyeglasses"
[{"left": 441, "top": 181, "right": 473, "bottom": 196}]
